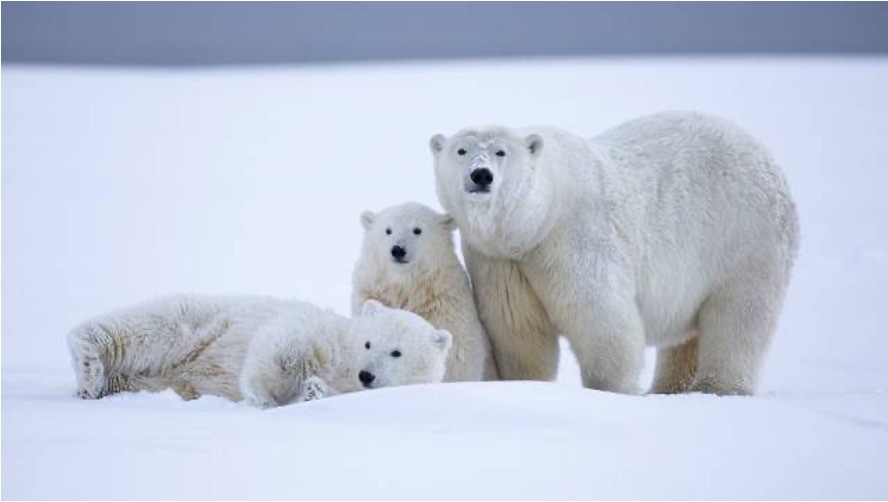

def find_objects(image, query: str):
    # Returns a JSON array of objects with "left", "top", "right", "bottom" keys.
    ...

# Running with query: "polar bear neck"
[
  {"left": 362, "top": 255, "right": 468, "bottom": 322},
  {"left": 462, "top": 162, "right": 572, "bottom": 261}
]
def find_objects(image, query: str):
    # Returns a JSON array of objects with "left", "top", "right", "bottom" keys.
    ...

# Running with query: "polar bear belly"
[{"left": 634, "top": 261, "right": 708, "bottom": 347}]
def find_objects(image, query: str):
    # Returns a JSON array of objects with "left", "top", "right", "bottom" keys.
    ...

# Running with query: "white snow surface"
[{"left": 2, "top": 58, "right": 888, "bottom": 500}]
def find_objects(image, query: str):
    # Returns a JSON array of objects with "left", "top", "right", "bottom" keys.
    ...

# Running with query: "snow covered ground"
[{"left": 3, "top": 57, "right": 887, "bottom": 499}]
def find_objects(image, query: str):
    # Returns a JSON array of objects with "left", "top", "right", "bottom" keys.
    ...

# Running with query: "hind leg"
[
  {"left": 650, "top": 333, "right": 698, "bottom": 394},
  {"left": 68, "top": 318, "right": 156, "bottom": 399},
  {"left": 68, "top": 323, "right": 112, "bottom": 399},
  {"left": 691, "top": 277, "right": 785, "bottom": 396}
]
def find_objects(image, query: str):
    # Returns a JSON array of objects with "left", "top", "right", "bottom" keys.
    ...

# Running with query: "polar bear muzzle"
[
  {"left": 468, "top": 168, "right": 494, "bottom": 193},
  {"left": 390, "top": 245, "right": 409, "bottom": 264},
  {"left": 358, "top": 370, "right": 376, "bottom": 388}
]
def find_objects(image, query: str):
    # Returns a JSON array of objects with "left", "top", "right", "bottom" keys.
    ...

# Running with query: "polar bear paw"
[
  {"left": 689, "top": 376, "right": 752, "bottom": 396},
  {"left": 72, "top": 353, "right": 107, "bottom": 399},
  {"left": 300, "top": 376, "right": 328, "bottom": 402},
  {"left": 241, "top": 380, "right": 280, "bottom": 409}
]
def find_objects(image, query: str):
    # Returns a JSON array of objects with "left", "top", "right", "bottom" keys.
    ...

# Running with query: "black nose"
[
  {"left": 359, "top": 370, "right": 375, "bottom": 387},
  {"left": 391, "top": 245, "right": 406, "bottom": 259},
  {"left": 470, "top": 168, "right": 494, "bottom": 188}
]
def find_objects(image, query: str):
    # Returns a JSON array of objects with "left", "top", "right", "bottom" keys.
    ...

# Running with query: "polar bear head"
[
  {"left": 359, "top": 202, "right": 457, "bottom": 276},
  {"left": 429, "top": 127, "right": 555, "bottom": 258},
  {"left": 351, "top": 300, "right": 452, "bottom": 389}
]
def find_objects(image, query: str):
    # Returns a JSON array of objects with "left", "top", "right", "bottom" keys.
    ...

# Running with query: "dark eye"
[
  {"left": 391, "top": 350, "right": 402, "bottom": 358},
  {"left": 413, "top": 228, "right": 422, "bottom": 235},
  {"left": 365, "top": 341, "right": 371, "bottom": 349},
  {"left": 496, "top": 150, "right": 506, "bottom": 157},
  {"left": 385, "top": 228, "right": 392, "bottom": 235},
  {"left": 457, "top": 148, "right": 467, "bottom": 156}
]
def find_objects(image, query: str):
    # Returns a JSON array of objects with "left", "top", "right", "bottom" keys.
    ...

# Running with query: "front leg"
[
  {"left": 350, "top": 286, "right": 371, "bottom": 317},
  {"left": 522, "top": 240, "right": 645, "bottom": 394},
  {"left": 561, "top": 294, "right": 646, "bottom": 394},
  {"left": 463, "top": 243, "right": 559, "bottom": 381},
  {"left": 299, "top": 376, "right": 329, "bottom": 402},
  {"left": 240, "top": 324, "right": 318, "bottom": 408}
]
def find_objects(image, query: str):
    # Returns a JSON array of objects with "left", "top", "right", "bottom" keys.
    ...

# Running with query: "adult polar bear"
[{"left": 430, "top": 111, "right": 799, "bottom": 395}]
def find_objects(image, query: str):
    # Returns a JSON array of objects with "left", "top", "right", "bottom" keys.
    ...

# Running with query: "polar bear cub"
[
  {"left": 352, "top": 299, "right": 453, "bottom": 389},
  {"left": 68, "top": 295, "right": 452, "bottom": 407},
  {"left": 352, "top": 202, "right": 498, "bottom": 382},
  {"left": 241, "top": 299, "right": 453, "bottom": 406}
]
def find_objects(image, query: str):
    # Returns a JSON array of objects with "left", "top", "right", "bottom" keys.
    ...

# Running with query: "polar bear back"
[
  {"left": 596, "top": 113, "right": 796, "bottom": 340},
  {"left": 506, "top": 112, "right": 798, "bottom": 346}
]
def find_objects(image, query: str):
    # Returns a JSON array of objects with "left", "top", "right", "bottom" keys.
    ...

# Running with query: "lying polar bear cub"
[
  {"left": 241, "top": 299, "right": 453, "bottom": 406},
  {"left": 68, "top": 295, "right": 451, "bottom": 407}
]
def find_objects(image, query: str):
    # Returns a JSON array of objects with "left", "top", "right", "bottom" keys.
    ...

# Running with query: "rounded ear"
[
  {"left": 360, "top": 211, "right": 375, "bottom": 230},
  {"left": 361, "top": 299, "right": 385, "bottom": 317},
  {"left": 429, "top": 134, "right": 446, "bottom": 155},
  {"left": 439, "top": 214, "right": 457, "bottom": 232},
  {"left": 431, "top": 329, "right": 452, "bottom": 353},
  {"left": 525, "top": 134, "right": 543, "bottom": 156}
]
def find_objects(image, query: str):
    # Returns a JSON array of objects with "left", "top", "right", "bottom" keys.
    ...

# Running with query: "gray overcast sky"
[{"left": 3, "top": 2, "right": 888, "bottom": 66}]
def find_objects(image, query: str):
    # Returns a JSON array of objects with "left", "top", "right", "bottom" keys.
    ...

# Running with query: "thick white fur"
[
  {"left": 352, "top": 202, "right": 498, "bottom": 381},
  {"left": 67, "top": 295, "right": 451, "bottom": 406},
  {"left": 431, "top": 111, "right": 799, "bottom": 395},
  {"left": 354, "top": 299, "right": 453, "bottom": 389},
  {"left": 238, "top": 300, "right": 359, "bottom": 407}
]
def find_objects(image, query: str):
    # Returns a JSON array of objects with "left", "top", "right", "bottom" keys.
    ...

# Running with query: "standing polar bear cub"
[
  {"left": 68, "top": 295, "right": 451, "bottom": 407},
  {"left": 431, "top": 111, "right": 799, "bottom": 395},
  {"left": 352, "top": 202, "right": 498, "bottom": 381}
]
